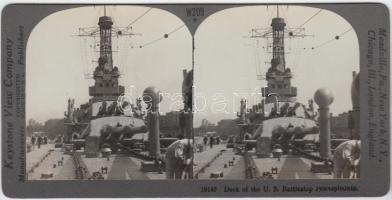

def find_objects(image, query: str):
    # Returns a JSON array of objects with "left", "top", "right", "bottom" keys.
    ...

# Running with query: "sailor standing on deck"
[
  {"left": 37, "top": 136, "right": 42, "bottom": 149},
  {"left": 244, "top": 132, "right": 251, "bottom": 140},
  {"left": 209, "top": 136, "right": 214, "bottom": 149},
  {"left": 216, "top": 136, "right": 220, "bottom": 145},
  {"left": 31, "top": 136, "right": 36, "bottom": 146},
  {"left": 165, "top": 139, "right": 193, "bottom": 179},
  {"left": 333, "top": 140, "right": 361, "bottom": 178},
  {"left": 203, "top": 136, "right": 208, "bottom": 150}
]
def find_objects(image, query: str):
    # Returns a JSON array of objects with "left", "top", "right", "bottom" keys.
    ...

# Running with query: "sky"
[{"left": 26, "top": 5, "right": 359, "bottom": 127}]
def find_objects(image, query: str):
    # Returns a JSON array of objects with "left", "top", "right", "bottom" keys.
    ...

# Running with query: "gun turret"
[
  {"left": 100, "top": 124, "right": 148, "bottom": 152},
  {"left": 270, "top": 125, "right": 319, "bottom": 151}
]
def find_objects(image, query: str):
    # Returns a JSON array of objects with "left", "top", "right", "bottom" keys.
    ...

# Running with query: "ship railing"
[
  {"left": 242, "top": 150, "right": 261, "bottom": 179},
  {"left": 72, "top": 151, "right": 91, "bottom": 180}
]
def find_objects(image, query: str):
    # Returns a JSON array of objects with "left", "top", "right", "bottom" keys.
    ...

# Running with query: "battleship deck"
[
  {"left": 26, "top": 142, "right": 331, "bottom": 180},
  {"left": 252, "top": 155, "right": 333, "bottom": 179},
  {"left": 26, "top": 142, "right": 244, "bottom": 180}
]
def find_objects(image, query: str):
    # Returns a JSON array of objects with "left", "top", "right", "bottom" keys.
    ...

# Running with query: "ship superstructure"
[
  {"left": 63, "top": 9, "right": 147, "bottom": 156},
  {"left": 89, "top": 15, "right": 124, "bottom": 101},
  {"left": 238, "top": 7, "right": 319, "bottom": 152},
  {"left": 262, "top": 16, "right": 297, "bottom": 103}
]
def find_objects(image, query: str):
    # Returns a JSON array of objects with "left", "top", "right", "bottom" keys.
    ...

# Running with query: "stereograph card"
[{"left": 1, "top": 1, "right": 390, "bottom": 198}]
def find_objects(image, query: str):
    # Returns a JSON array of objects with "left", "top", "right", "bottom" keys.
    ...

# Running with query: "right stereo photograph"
[{"left": 192, "top": 5, "right": 360, "bottom": 180}]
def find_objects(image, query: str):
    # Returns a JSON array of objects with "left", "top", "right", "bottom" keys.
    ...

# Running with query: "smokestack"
[{"left": 240, "top": 99, "right": 246, "bottom": 122}]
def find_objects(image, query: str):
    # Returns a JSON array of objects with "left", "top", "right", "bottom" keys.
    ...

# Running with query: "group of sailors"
[
  {"left": 203, "top": 135, "right": 221, "bottom": 149},
  {"left": 30, "top": 135, "right": 48, "bottom": 149}
]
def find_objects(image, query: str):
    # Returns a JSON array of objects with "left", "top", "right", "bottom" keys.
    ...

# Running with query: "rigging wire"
[
  {"left": 311, "top": 27, "right": 353, "bottom": 49},
  {"left": 167, "top": 24, "right": 185, "bottom": 35},
  {"left": 126, "top": 8, "right": 153, "bottom": 29},
  {"left": 119, "top": 34, "right": 131, "bottom": 76},
  {"left": 254, "top": 40, "right": 261, "bottom": 77},
  {"left": 139, "top": 24, "right": 185, "bottom": 48},
  {"left": 292, "top": 39, "right": 302, "bottom": 75},
  {"left": 298, "top": 9, "right": 322, "bottom": 28},
  {"left": 257, "top": 40, "right": 262, "bottom": 76},
  {"left": 80, "top": 37, "right": 88, "bottom": 76},
  {"left": 282, "top": 6, "right": 289, "bottom": 27}
]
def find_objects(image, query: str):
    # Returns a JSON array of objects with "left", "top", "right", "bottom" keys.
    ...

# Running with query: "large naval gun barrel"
[
  {"left": 270, "top": 125, "right": 319, "bottom": 150},
  {"left": 272, "top": 126, "right": 319, "bottom": 140},
  {"left": 101, "top": 124, "right": 148, "bottom": 138},
  {"left": 100, "top": 124, "right": 148, "bottom": 151},
  {"left": 243, "top": 125, "right": 319, "bottom": 151}
]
